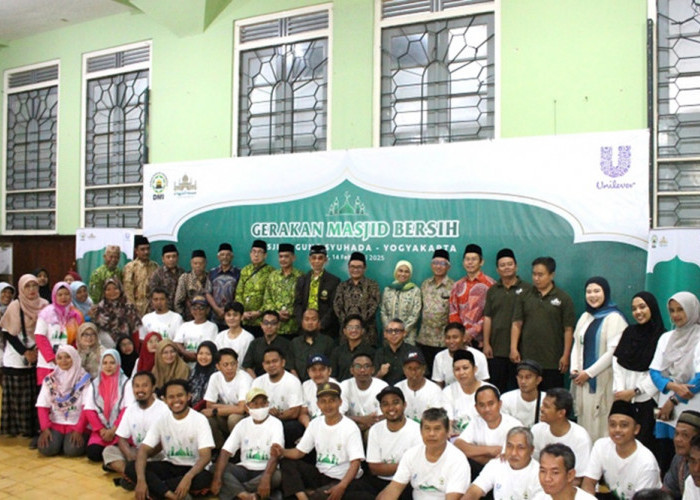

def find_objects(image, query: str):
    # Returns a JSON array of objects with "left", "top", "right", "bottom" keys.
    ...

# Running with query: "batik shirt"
[
  {"left": 123, "top": 259, "right": 159, "bottom": 316},
  {"left": 174, "top": 272, "right": 212, "bottom": 321},
  {"left": 333, "top": 277, "right": 380, "bottom": 344},
  {"left": 417, "top": 276, "right": 454, "bottom": 347},
  {"left": 148, "top": 265, "right": 185, "bottom": 310},
  {"left": 263, "top": 267, "right": 303, "bottom": 335},
  {"left": 89, "top": 265, "right": 123, "bottom": 303},
  {"left": 209, "top": 266, "right": 241, "bottom": 315},
  {"left": 448, "top": 271, "right": 496, "bottom": 345},
  {"left": 236, "top": 263, "right": 273, "bottom": 327}
]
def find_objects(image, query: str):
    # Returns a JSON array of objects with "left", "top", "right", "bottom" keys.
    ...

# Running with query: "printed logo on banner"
[
  {"left": 597, "top": 145, "right": 635, "bottom": 190},
  {"left": 327, "top": 191, "right": 367, "bottom": 216},
  {"left": 173, "top": 174, "right": 197, "bottom": 197},
  {"left": 150, "top": 172, "right": 167, "bottom": 201}
]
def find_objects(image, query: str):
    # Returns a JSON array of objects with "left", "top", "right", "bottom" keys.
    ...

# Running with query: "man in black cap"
[
  {"left": 395, "top": 350, "right": 444, "bottom": 423},
  {"left": 148, "top": 243, "right": 184, "bottom": 311},
  {"left": 663, "top": 410, "right": 700, "bottom": 498},
  {"left": 208, "top": 242, "right": 240, "bottom": 330},
  {"left": 123, "top": 235, "right": 159, "bottom": 317},
  {"left": 333, "top": 251, "right": 380, "bottom": 344},
  {"left": 582, "top": 400, "right": 661, "bottom": 496},
  {"left": 416, "top": 249, "right": 455, "bottom": 373},
  {"left": 174, "top": 249, "right": 213, "bottom": 321},
  {"left": 262, "top": 243, "right": 302, "bottom": 337},
  {"left": 294, "top": 245, "right": 341, "bottom": 339},
  {"left": 449, "top": 244, "right": 496, "bottom": 349},
  {"left": 236, "top": 240, "right": 273, "bottom": 337},
  {"left": 483, "top": 248, "right": 531, "bottom": 392}
]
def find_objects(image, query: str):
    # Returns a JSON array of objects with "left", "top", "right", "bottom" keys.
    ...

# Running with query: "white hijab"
[{"left": 662, "top": 291, "right": 700, "bottom": 382}]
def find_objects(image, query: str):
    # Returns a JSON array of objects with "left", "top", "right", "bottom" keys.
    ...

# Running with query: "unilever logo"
[{"left": 597, "top": 145, "right": 635, "bottom": 190}]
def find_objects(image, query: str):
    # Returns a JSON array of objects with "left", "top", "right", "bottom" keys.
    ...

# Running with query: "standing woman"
[
  {"left": 612, "top": 291, "right": 665, "bottom": 451},
  {"left": 116, "top": 335, "right": 138, "bottom": 379},
  {"left": 70, "top": 280, "right": 93, "bottom": 322},
  {"left": 83, "top": 349, "right": 131, "bottom": 462},
  {"left": 650, "top": 291, "right": 700, "bottom": 473},
  {"left": 92, "top": 277, "right": 141, "bottom": 349},
  {"left": 0, "top": 275, "right": 47, "bottom": 437},
  {"left": 34, "top": 267, "right": 51, "bottom": 303},
  {"left": 570, "top": 277, "right": 627, "bottom": 442},
  {"left": 34, "top": 281, "right": 84, "bottom": 384},
  {"left": 0, "top": 282, "right": 15, "bottom": 317},
  {"left": 380, "top": 260, "right": 422, "bottom": 345},
  {"left": 36, "top": 345, "right": 91, "bottom": 456}
]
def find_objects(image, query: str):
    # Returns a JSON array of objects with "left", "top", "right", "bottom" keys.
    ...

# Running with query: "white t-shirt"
[
  {"left": 684, "top": 475, "right": 700, "bottom": 500},
  {"left": 142, "top": 408, "right": 215, "bottom": 467},
  {"left": 340, "top": 377, "right": 388, "bottom": 417},
  {"left": 302, "top": 377, "right": 348, "bottom": 419},
  {"left": 442, "top": 381, "right": 495, "bottom": 433},
  {"left": 473, "top": 457, "right": 542, "bottom": 499},
  {"left": 251, "top": 371, "right": 303, "bottom": 411},
  {"left": 116, "top": 398, "right": 170, "bottom": 459},
  {"left": 222, "top": 415, "right": 284, "bottom": 471},
  {"left": 458, "top": 413, "right": 523, "bottom": 448},
  {"left": 173, "top": 320, "right": 218, "bottom": 353},
  {"left": 531, "top": 421, "right": 592, "bottom": 475},
  {"left": 214, "top": 328, "right": 255, "bottom": 363},
  {"left": 366, "top": 418, "right": 422, "bottom": 480},
  {"left": 532, "top": 487, "right": 597, "bottom": 500},
  {"left": 583, "top": 437, "right": 661, "bottom": 497},
  {"left": 36, "top": 378, "right": 90, "bottom": 426},
  {"left": 296, "top": 415, "right": 365, "bottom": 480},
  {"left": 432, "top": 348, "right": 490, "bottom": 386},
  {"left": 395, "top": 379, "right": 446, "bottom": 423},
  {"left": 393, "top": 442, "right": 470, "bottom": 499},
  {"left": 500, "top": 390, "right": 545, "bottom": 428},
  {"left": 141, "top": 311, "right": 183, "bottom": 341},
  {"left": 204, "top": 370, "right": 253, "bottom": 405},
  {"left": 35, "top": 317, "right": 69, "bottom": 372}
]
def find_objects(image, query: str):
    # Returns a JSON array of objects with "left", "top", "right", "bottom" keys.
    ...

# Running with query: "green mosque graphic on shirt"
[
  {"left": 52, "top": 330, "right": 68, "bottom": 341},
  {"left": 418, "top": 484, "right": 441, "bottom": 492},
  {"left": 317, "top": 453, "right": 340, "bottom": 466},
  {"left": 245, "top": 448, "right": 270, "bottom": 462},
  {"left": 168, "top": 445, "right": 195, "bottom": 458}
]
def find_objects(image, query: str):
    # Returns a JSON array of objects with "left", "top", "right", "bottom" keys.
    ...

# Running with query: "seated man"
[
  {"left": 330, "top": 314, "right": 375, "bottom": 382},
  {"left": 442, "top": 349, "right": 492, "bottom": 436},
  {"left": 375, "top": 318, "right": 422, "bottom": 385},
  {"left": 531, "top": 388, "right": 592, "bottom": 481},
  {"left": 685, "top": 435, "right": 700, "bottom": 500},
  {"left": 202, "top": 348, "right": 252, "bottom": 449},
  {"left": 300, "top": 354, "right": 347, "bottom": 427},
  {"left": 125, "top": 379, "right": 215, "bottom": 500},
  {"left": 273, "top": 382, "right": 366, "bottom": 500},
  {"left": 141, "top": 288, "right": 184, "bottom": 341},
  {"left": 242, "top": 310, "right": 290, "bottom": 377},
  {"left": 432, "top": 322, "right": 490, "bottom": 388},
  {"left": 103, "top": 371, "right": 170, "bottom": 476},
  {"left": 377, "top": 407, "right": 470, "bottom": 500},
  {"left": 663, "top": 410, "right": 700, "bottom": 499},
  {"left": 362, "top": 386, "right": 422, "bottom": 498},
  {"left": 251, "top": 347, "right": 304, "bottom": 447},
  {"left": 395, "top": 350, "right": 445, "bottom": 423},
  {"left": 500, "top": 360, "right": 545, "bottom": 428},
  {"left": 582, "top": 400, "right": 661, "bottom": 498},
  {"left": 455, "top": 385, "right": 522, "bottom": 477},
  {"left": 340, "top": 352, "right": 388, "bottom": 434},
  {"left": 173, "top": 296, "right": 218, "bottom": 366},
  {"left": 533, "top": 443, "right": 596, "bottom": 500},
  {"left": 210, "top": 388, "right": 284, "bottom": 500},
  {"left": 288, "top": 308, "right": 334, "bottom": 381},
  {"left": 464, "top": 426, "right": 542, "bottom": 500}
]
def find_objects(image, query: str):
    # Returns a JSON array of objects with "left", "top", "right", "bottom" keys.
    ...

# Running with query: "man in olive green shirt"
[
  {"left": 263, "top": 243, "right": 303, "bottom": 336},
  {"left": 236, "top": 240, "right": 273, "bottom": 337}
]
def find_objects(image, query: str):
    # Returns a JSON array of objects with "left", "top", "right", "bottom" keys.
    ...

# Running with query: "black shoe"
[{"left": 119, "top": 478, "right": 135, "bottom": 491}]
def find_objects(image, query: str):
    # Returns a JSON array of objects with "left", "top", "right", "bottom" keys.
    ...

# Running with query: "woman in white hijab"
[{"left": 649, "top": 291, "right": 700, "bottom": 470}]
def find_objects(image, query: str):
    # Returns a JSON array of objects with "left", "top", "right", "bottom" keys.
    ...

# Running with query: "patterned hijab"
[
  {"left": 93, "top": 277, "right": 142, "bottom": 344},
  {"left": 77, "top": 322, "right": 102, "bottom": 379},
  {"left": 45, "top": 345, "right": 91, "bottom": 418},
  {"left": 152, "top": 339, "right": 190, "bottom": 389}
]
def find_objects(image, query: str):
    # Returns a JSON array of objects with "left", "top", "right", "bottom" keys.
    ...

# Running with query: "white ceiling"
[{"left": 0, "top": 0, "right": 133, "bottom": 42}]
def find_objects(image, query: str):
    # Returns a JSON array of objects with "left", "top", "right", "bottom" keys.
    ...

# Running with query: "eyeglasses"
[
  {"left": 431, "top": 260, "right": 450, "bottom": 267},
  {"left": 348, "top": 264, "right": 364, "bottom": 270},
  {"left": 345, "top": 325, "right": 362, "bottom": 332},
  {"left": 262, "top": 320, "right": 279, "bottom": 326},
  {"left": 385, "top": 328, "right": 405, "bottom": 335},
  {"left": 191, "top": 305, "right": 206, "bottom": 310},
  {"left": 352, "top": 363, "right": 373, "bottom": 370}
]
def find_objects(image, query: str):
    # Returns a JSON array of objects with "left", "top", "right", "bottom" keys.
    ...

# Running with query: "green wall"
[{"left": 0, "top": 0, "right": 648, "bottom": 235}]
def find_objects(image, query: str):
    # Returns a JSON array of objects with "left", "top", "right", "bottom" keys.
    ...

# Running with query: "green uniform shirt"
[
  {"left": 483, "top": 277, "right": 531, "bottom": 357},
  {"left": 236, "top": 263, "right": 273, "bottom": 327},
  {"left": 512, "top": 283, "right": 575, "bottom": 370},
  {"left": 262, "top": 267, "right": 303, "bottom": 335}
]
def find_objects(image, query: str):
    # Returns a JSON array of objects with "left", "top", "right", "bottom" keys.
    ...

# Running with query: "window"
[
  {"left": 3, "top": 62, "right": 59, "bottom": 232},
  {"left": 234, "top": 7, "right": 330, "bottom": 156},
  {"left": 83, "top": 42, "right": 150, "bottom": 228},
  {"left": 379, "top": 0, "right": 495, "bottom": 147},
  {"left": 656, "top": 0, "right": 700, "bottom": 226}
]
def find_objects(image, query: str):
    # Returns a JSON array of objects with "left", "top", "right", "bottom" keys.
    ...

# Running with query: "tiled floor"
[{"left": 0, "top": 434, "right": 132, "bottom": 499}]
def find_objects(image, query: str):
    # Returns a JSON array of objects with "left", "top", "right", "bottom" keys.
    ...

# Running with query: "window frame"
[
  {"left": 2, "top": 59, "right": 61, "bottom": 235},
  {"left": 373, "top": 0, "right": 499, "bottom": 147},
  {"left": 80, "top": 40, "right": 151, "bottom": 229},
  {"left": 232, "top": 3, "right": 333, "bottom": 157}
]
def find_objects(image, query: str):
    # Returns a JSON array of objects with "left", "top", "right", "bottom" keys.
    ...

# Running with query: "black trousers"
[
  {"left": 279, "top": 458, "right": 372, "bottom": 499},
  {"left": 124, "top": 460, "right": 212, "bottom": 499},
  {"left": 487, "top": 356, "right": 517, "bottom": 393},
  {"left": 540, "top": 369, "right": 564, "bottom": 391}
]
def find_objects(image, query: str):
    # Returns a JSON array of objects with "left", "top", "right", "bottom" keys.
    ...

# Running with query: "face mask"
[{"left": 248, "top": 406, "right": 269, "bottom": 421}]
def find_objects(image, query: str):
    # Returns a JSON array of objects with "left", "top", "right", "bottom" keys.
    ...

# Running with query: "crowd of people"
[{"left": 0, "top": 236, "right": 699, "bottom": 500}]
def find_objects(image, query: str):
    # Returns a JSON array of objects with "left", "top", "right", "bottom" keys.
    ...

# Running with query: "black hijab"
[
  {"left": 613, "top": 291, "right": 666, "bottom": 372},
  {"left": 116, "top": 335, "right": 139, "bottom": 379},
  {"left": 33, "top": 267, "right": 51, "bottom": 303}
]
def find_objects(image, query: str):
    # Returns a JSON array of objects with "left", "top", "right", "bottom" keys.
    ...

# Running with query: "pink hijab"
[
  {"left": 0, "top": 274, "right": 48, "bottom": 337},
  {"left": 38, "top": 282, "right": 83, "bottom": 345}
]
